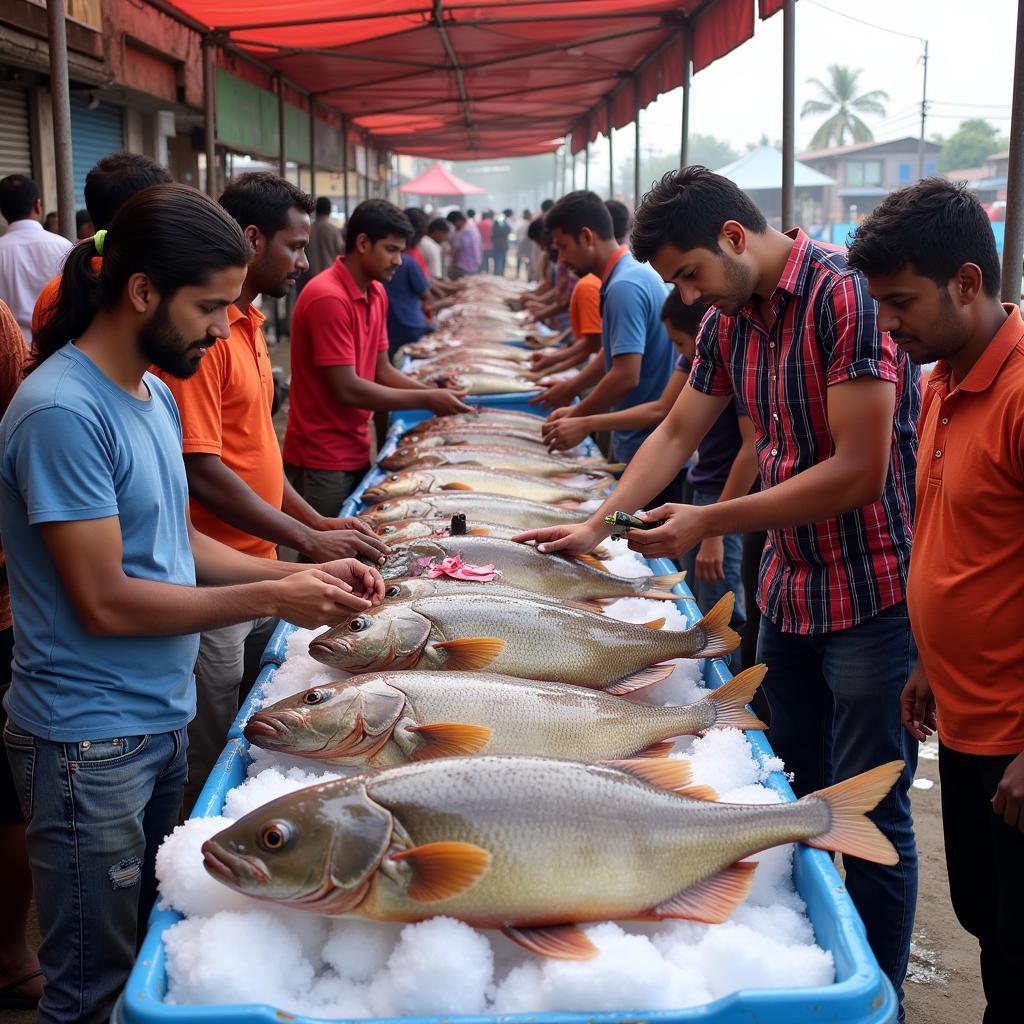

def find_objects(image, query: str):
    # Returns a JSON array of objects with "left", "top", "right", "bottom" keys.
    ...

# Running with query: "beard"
[
  {"left": 707, "top": 252, "right": 759, "bottom": 316},
  {"left": 138, "top": 299, "right": 211, "bottom": 380}
]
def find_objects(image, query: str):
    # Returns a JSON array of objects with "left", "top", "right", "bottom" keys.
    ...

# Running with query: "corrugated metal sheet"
[
  {"left": 70, "top": 94, "right": 124, "bottom": 207},
  {"left": 0, "top": 84, "right": 33, "bottom": 182}
]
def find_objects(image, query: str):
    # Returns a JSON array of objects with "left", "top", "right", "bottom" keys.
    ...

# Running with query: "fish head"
[
  {"left": 363, "top": 473, "right": 425, "bottom": 502},
  {"left": 380, "top": 540, "right": 445, "bottom": 581},
  {"left": 308, "top": 603, "right": 433, "bottom": 673},
  {"left": 244, "top": 680, "right": 408, "bottom": 764},
  {"left": 374, "top": 520, "right": 438, "bottom": 543},
  {"left": 382, "top": 577, "right": 441, "bottom": 602},
  {"left": 378, "top": 448, "right": 417, "bottom": 472},
  {"left": 202, "top": 783, "right": 394, "bottom": 913}
]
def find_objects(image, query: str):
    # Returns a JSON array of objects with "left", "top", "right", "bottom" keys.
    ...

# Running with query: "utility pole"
[
  {"left": 45, "top": 0, "right": 75, "bottom": 240},
  {"left": 916, "top": 39, "right": 929, "bottom": 180}
]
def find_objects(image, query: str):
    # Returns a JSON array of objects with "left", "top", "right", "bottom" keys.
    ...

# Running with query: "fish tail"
[
  {"left": 706, "top": 665, "right": 768, "bottom": 731},
  {"left": 803, "top": 761, "right": 904, "bottom": 865},
  {"left": 681, "top": 593, "right": 741, "bottom": 659}
]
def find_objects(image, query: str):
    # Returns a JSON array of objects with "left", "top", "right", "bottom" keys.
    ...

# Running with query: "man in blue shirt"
[
  {"left": 539, "top": 191, "right": 675, "bottom": 467},
  {"left": 1, "top": 183, "right": 383, "bottom": 1024}
]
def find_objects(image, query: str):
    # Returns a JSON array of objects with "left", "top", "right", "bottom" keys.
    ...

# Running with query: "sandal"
[{"left": 0, "top": 968, "right": 44, "bottom": 1009}]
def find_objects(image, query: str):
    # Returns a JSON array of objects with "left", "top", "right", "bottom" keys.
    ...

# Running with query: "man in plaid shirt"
[{"left": 515, "top": 167, "right": 919, "bottom": 1019}]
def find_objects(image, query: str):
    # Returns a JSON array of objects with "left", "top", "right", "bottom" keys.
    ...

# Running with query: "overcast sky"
[{"left": 598, "top": 0, "right": 1017, "bottom": 166}]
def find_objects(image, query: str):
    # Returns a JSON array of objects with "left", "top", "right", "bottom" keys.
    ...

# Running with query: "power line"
[
  {"left": 804, "top": 0, "right": 925, "bottom": 43},
  {"left": 929, "top": 99, "right": 1012, "bottom": 110}
]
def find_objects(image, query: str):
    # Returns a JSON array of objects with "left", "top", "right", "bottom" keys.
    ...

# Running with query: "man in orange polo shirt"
[
  {"left": 850, "top": 178, "right": 1024, "bottom": 1024},
  {"left": 155, "top": 173, "right": 389, "bottom": 810}
]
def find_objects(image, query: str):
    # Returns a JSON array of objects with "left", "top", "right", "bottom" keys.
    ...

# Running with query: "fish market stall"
[{"left": 115, "top": 405, "right": 898, "bottom": 1024}]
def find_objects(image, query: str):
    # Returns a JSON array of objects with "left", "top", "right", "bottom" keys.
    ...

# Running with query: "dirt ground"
[{"left": 1, "top": 339, "right": 986, "bottom": 1023}]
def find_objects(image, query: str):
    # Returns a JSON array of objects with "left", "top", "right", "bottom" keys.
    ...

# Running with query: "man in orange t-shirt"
[
  {"left": 155, "top": 173, "right": 389, "bottom": 810},
  {"left": 850, "top": 178, "right": 1024, "bottom": 1024}
]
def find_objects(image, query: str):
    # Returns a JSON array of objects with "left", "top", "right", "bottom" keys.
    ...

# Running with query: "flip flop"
[{"left": 0, "top": 968, "right": 43, "bottom": 1009}]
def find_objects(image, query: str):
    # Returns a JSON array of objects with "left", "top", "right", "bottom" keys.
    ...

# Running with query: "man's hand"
[
  {"left": 317, "top": 515, "right": 378, "bottom": 538},
  {"left": 301, "top": 526, "right": 390, "bottom": 564},
  {"left": 540, "top": 407, "right": 575, "bottom": 443},
  {"left": 530, "top": 349, "right": 564, "bottom": 373},
  {"left": 424, "top": 388, "right": 475, "bottom": 416},
  {"left": 511, "top": 522, "right": 606, "bottom": 556},
  {"left": 269, "top": 569, "right": 372, "bottom": 628},
  {"left": 900, "top": 662, "right": 937, "bottom": 742},
  {"left": 625, "top": 504, "right": 707, "bottom": 559},
  {"left": 544, "top": 416, "right": 591, "bottom": 452},
  {"left": 992, "top": 751, "right": 1024, "bottom": 832},
  {"left": 530, "top": 379, "right": 577, "bottom": 410},
  {"left": 317, "top": 558, "right": 385, "bottom": 605},
  {"left": 694, "top": 536, "right": 725, "bottom": 584}
]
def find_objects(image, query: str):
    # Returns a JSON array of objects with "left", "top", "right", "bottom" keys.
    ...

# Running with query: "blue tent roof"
[{"left": 716, "top": 146, "right": 836, "bottom": 190}]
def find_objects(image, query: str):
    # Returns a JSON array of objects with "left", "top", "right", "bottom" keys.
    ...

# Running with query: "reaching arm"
[
  {"left": 567, "top": 352, "right": 642, "bottom": 417},
  {"left": 323, "top": 361, "right": 473, "bottom": 415},
  {"left": 530, "top": 352, "right": 605, "bottom": 410}
]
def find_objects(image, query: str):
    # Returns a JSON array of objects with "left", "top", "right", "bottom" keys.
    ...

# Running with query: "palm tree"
[{"left": 801, "top": 66, "right": 889, "bottom": 149}]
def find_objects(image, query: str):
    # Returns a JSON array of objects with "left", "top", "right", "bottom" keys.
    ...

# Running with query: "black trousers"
[{"left": 939, "top": 741, "right": 1024, "bottom": 1024}]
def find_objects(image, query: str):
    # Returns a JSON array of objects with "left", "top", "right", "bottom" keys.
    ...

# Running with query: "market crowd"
[{"left": 0, "top": 151, "right": 1019, "bottom": 1024}]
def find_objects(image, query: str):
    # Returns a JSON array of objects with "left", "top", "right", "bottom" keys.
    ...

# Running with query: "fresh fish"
[
  {"left": 362, "top": 468, "right": 593, "bottom": 504},
  {"left": 358, "top": 493, "right": 590, "bottom": 529},
  {"left": 405, "top": 411, "right": 543, "bottom": 434},
  {"left": 202, "top": 755, "right": 902, "bottom": 959},
  {"left": 420, "top": 372, "right": 539, "bottom": 396},
  {"left": 408, "top": 361, "right": 528, "bottom": 382},
  {"left": 378, "top": 536, "right": 686, "bottom": 602},
  {"left": 243, "top": 666, "right": 767, "bottom": 767},
  {"left": 370, "top": 518, "right": 611, "bottom": 556},
  {"left": 402, "top": 342, "right": 533, "bottom": 363},
  {"left": 393, "top": 432, "right": 562, "bottom": 456},
  {"left": 379, "top": 446, "right": 621, "bottom": 478},
  {"left": 306, "top": 590, "right": 738, "bottom": 692},
  {"left": 376, "top": 575, "right": 610, "bottom": 611}
]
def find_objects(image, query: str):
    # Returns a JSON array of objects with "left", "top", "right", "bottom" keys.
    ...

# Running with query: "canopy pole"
[
  {"left": 202, "top": 35, "right": 217, "bottom": 197},
  {"left": 1001, "top": 0, "right": 1024, "bottom": 304},
  {"left": 608, "top": 99, "right": 614, "bottom": 198},
  {"left": 277, "top": 74, "right": 287, "bottom": 177},
  {"left": 552, "top": 150, "right": 558, "bottom": 197},
  {"left": 45, "top": 0, "right": 75, "bottom": 240},
  {"left": 680, "top": 28, "right": 691, "bottom": 168},
  {"left": 633, "top": 78, "right": 641, "bottom": 209},
  {"left": 584, "top": 142, "right": 589, "bottom": 191},
  {"left": 341, "top": 115, "right": 349, "bottom": 218},
  {"left": 571, "top": 149, "right": 577, "bottom": 190},
  {"left": 308, "top": 97, "right": 317, "bottom": 198},
  {"left": 781, "top": 0, "right": 796, "bottom": 229}
]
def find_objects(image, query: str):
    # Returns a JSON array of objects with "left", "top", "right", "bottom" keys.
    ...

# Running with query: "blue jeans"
[
  {"left": 756, "top": 603, "right": 918, "bottom": 1022},
  {"left": 3, "top": 723, "right": 188, "bottom": 1024}
]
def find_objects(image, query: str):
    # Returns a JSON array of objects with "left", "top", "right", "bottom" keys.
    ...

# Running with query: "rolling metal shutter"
[
  {"left": 0, "top": 84, "right": 32, "bottom": 182},
  {"left": 70, "top": 93, "right": 124, "bottom": 207}
]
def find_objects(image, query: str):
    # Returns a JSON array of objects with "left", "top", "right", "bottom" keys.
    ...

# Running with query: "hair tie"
[{"left": 93, "top": 229, "right": 106, "bottom": 256}]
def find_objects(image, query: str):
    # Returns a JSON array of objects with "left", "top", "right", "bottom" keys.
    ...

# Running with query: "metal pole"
[
  {"left": 680, "top": 28, "right": 691, "bottom": 168},
  {"left": 45, "top": 0, "right": 75, "bottom": 240},
  {"left": 341, "top": 115, "right": 350, "bottom": 217},
  {"left": 277, "top": 74, "right": 287, "bottom": 177},
  {"left": 608, "top": 99, "right": 614, "bottom": 197},
  {"left": 633, "top": 79, "right": 641, "bottom": 209},
  {"left": 584, "top": 142, "right": 589, "bottom": 191},
  {"left": 202, "top": 35, "right": 217, "bottom": 197},
  {"left": 552, "top": 150, "right": 558, "bottom": 196},
  {"left": 308, "top": 97, "right": 317, "bottom": 198},
  {"left": 1001, "top": 0, "right": 1024, "bottom": 304},
  {"left": 781, "top": 0, "right": 796, "bottom": 228},
  {"left": 571, "top": 149, "right": 577, "bottom": 190},
  {"left": 916, "top": 39, "right": 930, "bottom": 181}
]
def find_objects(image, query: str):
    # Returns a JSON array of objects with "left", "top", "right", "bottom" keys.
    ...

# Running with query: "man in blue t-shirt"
[
  {"left": 538, "top": 191, "right": 676, "bottom": 467},
  {"left": 383, "top": 250, "right": 430, "bottom": 356},
  {"left": 1, "top": 183, "right": 384, "bottom": 1024}
]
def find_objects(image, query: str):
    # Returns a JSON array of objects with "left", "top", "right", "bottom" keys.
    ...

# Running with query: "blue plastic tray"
[{"left": 115, "top": 409, "right": 896, "bottom": 1024}]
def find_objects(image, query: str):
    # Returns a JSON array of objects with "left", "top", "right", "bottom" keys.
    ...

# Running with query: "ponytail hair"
[{"left": 31, "top": 182, "right": 250, "bottom": 372}]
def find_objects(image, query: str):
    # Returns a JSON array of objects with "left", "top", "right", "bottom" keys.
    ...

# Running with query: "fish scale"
[
  {"left": 363, "top": 467, "right": 593, "bottom": 504},
  {"left": 358, "top": 493, "right": 588, "bottom": 529}
]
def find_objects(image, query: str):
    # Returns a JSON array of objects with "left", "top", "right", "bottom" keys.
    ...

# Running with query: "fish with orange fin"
[
  {"left": 201, "top": 755, "right": 904, "bottom": 959},
  {"left": 243, "top": 666, "right": 768, "bottom": 768},
  {"left": 307, "top": 590, "right": 738, "bottom": 692}
]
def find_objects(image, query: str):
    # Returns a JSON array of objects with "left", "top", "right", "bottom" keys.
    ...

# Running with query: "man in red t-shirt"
[{"left": 283, "top": 200, "right": 473, "bottom": 516}]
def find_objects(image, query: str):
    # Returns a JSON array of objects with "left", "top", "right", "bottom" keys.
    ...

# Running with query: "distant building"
[{"left": 798, "top": 136, "right": 943, "bottom": 224}]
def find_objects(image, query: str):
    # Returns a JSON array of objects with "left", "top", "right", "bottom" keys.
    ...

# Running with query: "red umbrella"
[{"left": 400, "top": 163, "right": 485, "bottom": 196}]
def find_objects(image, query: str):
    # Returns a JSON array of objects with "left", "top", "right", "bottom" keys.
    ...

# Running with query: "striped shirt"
[{"left": 689, "top": 229, "right": 919, "bottom": 635}]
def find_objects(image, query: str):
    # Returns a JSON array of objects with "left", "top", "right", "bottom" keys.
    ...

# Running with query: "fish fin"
[
  {"left": 407, "top": 722, "right": 493, "bottom": 759},
  {"left": 392, "top": 841, "right": 492, "bottom": 902},
  {"left": 691, "top": 593, "right": 741, "bottom": 659},
  {"left": 706, "top": 665, "right": 769, "bottom": 731},
  {"left": 604, "top": 663, "right": 675, "bottom": 696},
  {"left": 635, "top": 739, "right": 676, "bottom": 758},
  {"left": 601, "top": 757, "right": 717, "bottom": 801},
  {"left": 573, "top": 553, "right": 609, "bottom": 573},
  {"left": 501, "top": 923, "right": 598, "bottom": 961},
  {"left": 466, "top": 527, "right": 492, "bottom": 536},
  {"left": 642, "top": 617, "right": 667, "bottom": 630},
  {"left": 647, "top": 569, "right": 687, "bottom": 592},
  {"left": 440, "top": 482, "right": 474, "bottom": 491},
  {"left": 804, "top": 762, "right": 903, "bottom": 865},
  {"left": 640, "top": 862, "right": 757, "bottom": 924},
  {"left": 433, "top": 637, "right": 505, "bottom": 671},
  {"left": 592, "top": 544, "right": 610, "bottom": 560}
]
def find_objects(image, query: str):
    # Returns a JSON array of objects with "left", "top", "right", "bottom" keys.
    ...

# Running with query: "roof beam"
[{"left": 432, "top": 0, "right": 474, "bottom": 147}]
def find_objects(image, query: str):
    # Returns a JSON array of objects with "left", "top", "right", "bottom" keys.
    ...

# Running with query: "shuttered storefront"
[
  {"left": 0, "top": 83, "right": 33, "bottom": 182},
  {"left": 70, "top": 93, "right": 124, "bottom": 206}
]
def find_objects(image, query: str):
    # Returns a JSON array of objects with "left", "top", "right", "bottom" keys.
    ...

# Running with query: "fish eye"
[
  {"left": 349, "top": 617, "right": 369, "bottom": 632},
  {"left": 302, "top": 688, "right": 329, "bottom": 705},
  {"left": 384, "top": 584, "right": 404, "bottom": 598},
  {"left": 379, "top": 525, "right": 396, "bottom": 535},
  {"left": 388, "top": 474, "right": 399, "bottom": 482},
  {"left": 258, "top": 821, "right": 293, "bottom": 851}
]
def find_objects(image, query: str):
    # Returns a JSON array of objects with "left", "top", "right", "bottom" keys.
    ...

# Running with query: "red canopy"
[
  {"left": 173, "top": 1, "right": 785, "bottom": 160},
  {"left": 400, "top": 163, "right": 486, "bottom": 196}
]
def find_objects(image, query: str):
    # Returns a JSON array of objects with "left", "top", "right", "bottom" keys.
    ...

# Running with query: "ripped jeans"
[{"left": 3, "top": 722, "right": 188, "bottom": 1024}]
